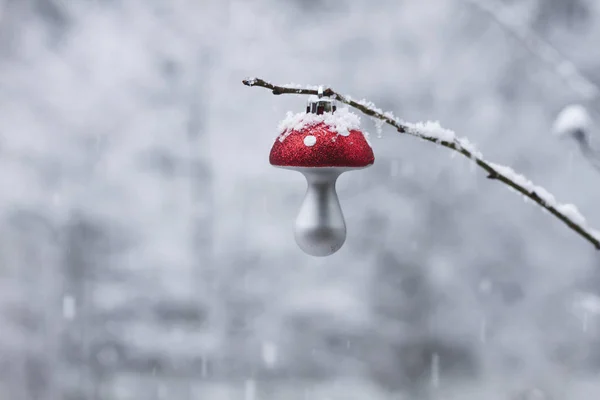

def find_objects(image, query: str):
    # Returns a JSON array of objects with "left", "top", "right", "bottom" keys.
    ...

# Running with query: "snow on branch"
[
  {"left": 243, "top": 77, "right": 600, "bottom": 250},
  {"left": 467, "top": 0, "right": 600, "bottom": 177}
]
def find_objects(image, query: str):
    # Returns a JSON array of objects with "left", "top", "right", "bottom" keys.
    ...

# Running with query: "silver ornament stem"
[{"left": 293, "top": 168, "right": 349, "bottom": 257}]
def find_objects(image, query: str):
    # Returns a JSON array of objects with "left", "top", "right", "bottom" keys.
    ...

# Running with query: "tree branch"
[{"left": 243, "top": 77, "right": 600, "bottom": 250}]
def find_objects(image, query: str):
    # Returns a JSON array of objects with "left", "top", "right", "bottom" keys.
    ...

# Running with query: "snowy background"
[{"left": 1, "top": 0, "right": 600, "bottom": 399}]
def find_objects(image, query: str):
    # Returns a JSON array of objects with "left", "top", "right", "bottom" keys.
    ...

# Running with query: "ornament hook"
[{"left": 307, "top": 86, "right": 336, "bottom": 115}]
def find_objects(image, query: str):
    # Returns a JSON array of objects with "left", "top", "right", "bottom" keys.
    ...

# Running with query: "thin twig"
[
  {"left": 243, "top": 77, "right": 600, "bottom": 250},
  {"left": 464, "top": 0, "right": 600, "bottom": 109}
]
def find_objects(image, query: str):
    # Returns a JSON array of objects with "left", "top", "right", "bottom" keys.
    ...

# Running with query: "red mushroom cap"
[{"left": 269, "top": 109, "right": 375, "bottom": 168}]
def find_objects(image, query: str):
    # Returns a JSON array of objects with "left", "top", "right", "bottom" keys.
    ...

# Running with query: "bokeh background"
[{"left": 1, "top": 0, "right": 600, "bottom": 399}]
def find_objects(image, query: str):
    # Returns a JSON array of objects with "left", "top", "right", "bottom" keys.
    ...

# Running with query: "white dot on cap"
[{"left": 303, "top": 135, "right": 317, "bottom": 147}]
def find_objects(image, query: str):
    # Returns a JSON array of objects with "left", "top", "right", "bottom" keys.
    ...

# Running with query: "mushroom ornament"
[{"left": 269, "top": 90, "right": 375, "bottom": 256}]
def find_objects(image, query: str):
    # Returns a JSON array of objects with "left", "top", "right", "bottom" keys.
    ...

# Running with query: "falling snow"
[
  {"left": 430, "top": 353, "right": 440, "bottom": 388},
  {"left": 244, "top": 379, "right": 257, "bottom": 400},
  {"left": 261, "top": 341, "right": 278, "bottom": 368},
  {"left": 62, "top": 295, "right": 76, "bottom": 320}
]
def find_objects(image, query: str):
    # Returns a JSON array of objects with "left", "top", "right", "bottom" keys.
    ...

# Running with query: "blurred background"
[{"left": 1, "top": 0, "right": 600, "bottom": 399}]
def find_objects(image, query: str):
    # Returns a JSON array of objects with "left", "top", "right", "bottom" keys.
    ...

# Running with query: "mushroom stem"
[{"left": 294, "top": 168, "right": 347, "bottom": 257}]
